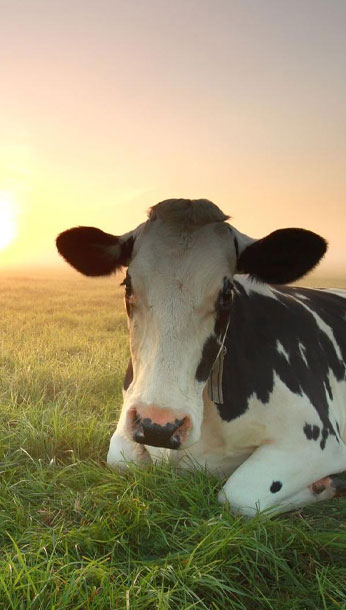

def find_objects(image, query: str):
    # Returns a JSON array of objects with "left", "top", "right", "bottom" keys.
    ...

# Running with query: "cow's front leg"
[
  {"left": 107, "top": 426, "right": 151, "bottom": 469},
  {"left": 218, "top": 441, "right": 346, "bottom": 517}
]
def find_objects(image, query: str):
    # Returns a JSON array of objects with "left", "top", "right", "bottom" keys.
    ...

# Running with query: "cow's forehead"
[{"left": 129, "top": 218, "right": 236, "bottom": 291}]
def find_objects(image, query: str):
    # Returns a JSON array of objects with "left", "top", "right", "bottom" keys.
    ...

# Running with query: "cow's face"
[
  {"left": 57, "top": 198, "right": 327, "bottom": 450},
  {"left": 120, "top": 213, "right": 238, "bottom": 448}
]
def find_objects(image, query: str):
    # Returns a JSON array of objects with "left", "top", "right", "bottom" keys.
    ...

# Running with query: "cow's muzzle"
[{"left": 129, "top": 406, "right": 191, "bottom": 450}]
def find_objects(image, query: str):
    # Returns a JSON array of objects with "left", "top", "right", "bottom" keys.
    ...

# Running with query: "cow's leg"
[
  {"left": 261, "top": 476, "right": 346, "bottom": 515},
  {"left": 218, "top": 441, "right": 346, "bottom": 517},
  {"left": 107, "top": 427, "right": 151, "bottom": 469}
]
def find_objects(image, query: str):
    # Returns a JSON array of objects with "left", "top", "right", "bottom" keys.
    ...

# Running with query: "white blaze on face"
[{"left": 120, "top": 218, "right": 237, "bottom": 447}]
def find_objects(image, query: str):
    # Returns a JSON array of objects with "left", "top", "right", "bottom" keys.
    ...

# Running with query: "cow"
[{"left": 56, "top": 198, "right": 346, "bottom": 516}]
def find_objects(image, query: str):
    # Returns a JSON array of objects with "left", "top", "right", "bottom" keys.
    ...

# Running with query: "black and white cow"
[{"left": 57, "top": 198, "right": 346, "bottom": 516}]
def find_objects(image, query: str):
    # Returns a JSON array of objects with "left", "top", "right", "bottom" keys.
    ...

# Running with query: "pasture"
[{"left": 1, "top": 269, "right": 346, "bottom": 609}]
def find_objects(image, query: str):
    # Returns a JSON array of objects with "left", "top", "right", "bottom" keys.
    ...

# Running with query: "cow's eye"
[
  {"left": 220, "top": 292, "right": 232, "bottom": 308},
  {"left": 121, "top": 273, "right": 133, "bottom": 298},
  {"left": 219, "top": 279, "right": 233, "bottom": 309}
]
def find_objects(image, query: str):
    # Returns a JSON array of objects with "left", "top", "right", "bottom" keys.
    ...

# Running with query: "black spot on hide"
[
  {"left": 270, "top": 481, "right": 282, "bottom": 493},
  {"left": 303, "top": 423, "right": 320, "bottom": 441},
  {"left": 320, "top": 428, "right": 330, "bottom": 450}
]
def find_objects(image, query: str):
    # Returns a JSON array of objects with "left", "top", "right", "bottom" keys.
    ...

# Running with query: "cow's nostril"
[
  {"left": 133, "top": 415, "right": 189, "bottom": 449},
  {"left": 170, "top": 433, "right": 182, "bottom": 450}
]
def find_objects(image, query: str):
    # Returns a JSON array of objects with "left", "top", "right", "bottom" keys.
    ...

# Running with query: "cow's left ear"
[
  {"left": 56, "top": 226, "right": 136, "bottom": 276},
  {"left": 235, "top": 228, "right": 327, "bottom": 284}
]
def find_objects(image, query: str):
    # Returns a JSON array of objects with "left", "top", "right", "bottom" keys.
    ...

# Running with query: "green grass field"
[{"left": 1, "top": 269, "right": 346, "bottom": 609}]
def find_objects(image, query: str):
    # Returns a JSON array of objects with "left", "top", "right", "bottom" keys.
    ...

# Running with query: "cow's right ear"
[{"left": 56, "top": 226, "right": 135, "bottom": 276}]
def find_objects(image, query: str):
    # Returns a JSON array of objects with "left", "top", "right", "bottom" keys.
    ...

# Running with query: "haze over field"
[{"left": 0, "top": 0, "right": 345, "bottom": 277}]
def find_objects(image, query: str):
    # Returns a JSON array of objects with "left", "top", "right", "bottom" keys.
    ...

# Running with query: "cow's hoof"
[{"left": 331, "top": 476, "right": 346, "bottom": 497}]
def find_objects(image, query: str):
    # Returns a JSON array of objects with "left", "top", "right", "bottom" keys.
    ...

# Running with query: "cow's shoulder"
[{"left": 214, "top": 276, "right": 346, "bottom": 436}]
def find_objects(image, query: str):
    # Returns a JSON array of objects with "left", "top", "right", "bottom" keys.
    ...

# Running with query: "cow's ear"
[
  {"left": 236, "top": 228, "right": 327, "bottom": 284},
  {"left": 56, "top": 226, "right": 134, "bottom": 276}
]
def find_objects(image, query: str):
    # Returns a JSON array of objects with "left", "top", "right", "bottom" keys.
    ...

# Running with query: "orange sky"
[{"left": 0, "top": 0, "right": 345, "bottom": 274}]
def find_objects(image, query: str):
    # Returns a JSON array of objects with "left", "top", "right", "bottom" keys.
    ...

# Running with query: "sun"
[{"left": 0, "top": 192, "right": 17, "bottom": 251}]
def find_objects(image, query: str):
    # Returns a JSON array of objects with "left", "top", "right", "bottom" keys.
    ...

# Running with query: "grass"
[{"left": 0, "top": 268, "right": 346, "bottom": 609}]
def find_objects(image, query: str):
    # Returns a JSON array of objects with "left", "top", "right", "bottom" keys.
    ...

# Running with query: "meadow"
[{"left": 1, "top": 268, "right": 346, "bottom": 609}]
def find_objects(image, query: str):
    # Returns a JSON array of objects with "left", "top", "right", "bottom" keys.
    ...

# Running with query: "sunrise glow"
[
  {"left": 0, "top": 192, "right": 17, "bottom": 251},
  {"left": 0, "top": 2, "right": 345, "bottom": 272}
]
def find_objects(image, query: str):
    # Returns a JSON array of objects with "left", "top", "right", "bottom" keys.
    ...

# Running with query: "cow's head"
[{"left": 56, "top": 199, "right": 327, "bottom": 451}]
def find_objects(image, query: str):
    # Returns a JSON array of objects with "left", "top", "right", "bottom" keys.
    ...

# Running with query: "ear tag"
[{"left": 207, "top": 345, "right": 227, "bottom": 404}]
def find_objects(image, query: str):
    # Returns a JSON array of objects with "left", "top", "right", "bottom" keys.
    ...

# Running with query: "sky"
[{"left": 0, "top": 0, "right": 345, "bottom": 274}]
